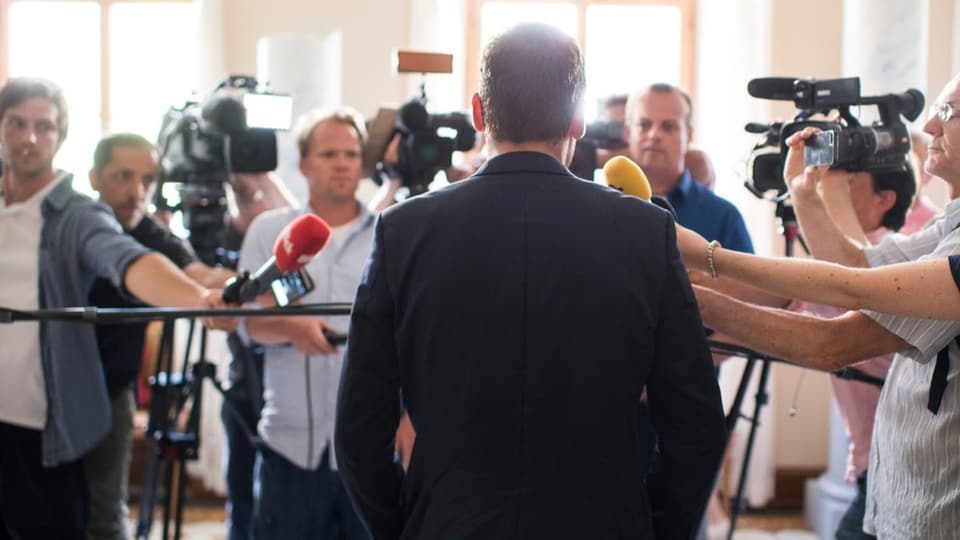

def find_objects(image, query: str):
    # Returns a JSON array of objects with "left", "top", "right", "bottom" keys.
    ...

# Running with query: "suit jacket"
[{"left": 336, "top": 151, "right": 727, "bottom": 540}]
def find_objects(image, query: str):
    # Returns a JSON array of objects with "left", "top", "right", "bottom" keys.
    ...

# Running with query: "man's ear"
[
  {"left": 471, "top": 93, "right": 485, "bottom": 132},
  {"left": 568, "top": 110, "right": 585, "bottom": 140},
  {"left": 88, "top": 169, "right": 100, "bottom": 193},
  {"left": 877, "top": 188, "right": 897, "bottom": 214}
]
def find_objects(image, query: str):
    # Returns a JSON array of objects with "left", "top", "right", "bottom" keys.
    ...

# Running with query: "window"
[
  {"left": 465, "top": 0, "right": 696, "bottom": 118},
  {"left": 0, "top": 0, "right": 196, "bottom": 194}
]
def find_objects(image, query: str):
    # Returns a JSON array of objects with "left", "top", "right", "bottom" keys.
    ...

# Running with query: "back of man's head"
[
  {"left": 872, "top": 167, "right": 917, "bottom": 232},
  {"left": 0, "top": 77, "right": 69, "bottom": 144},
  {"left": 479, "top": 23, "right": 585, "bottom": 144},
  {"left": 92, "top": 133, "right": 155, "bottom": 177}
]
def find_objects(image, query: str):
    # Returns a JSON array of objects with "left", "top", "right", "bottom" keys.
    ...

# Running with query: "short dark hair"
[
  {"left": 872, "top": 167, "right": 916, "bottom": 232},
  {"left": 0, "top": 77, "right": 69, "bottom": 143},
  {"left": 293, "top": 106, "right": 368, "bottom": 159},
  {"left": 92, "top": 133, "right": 155, "bottom": 176},
  {"left": 628, "top": 83, "right": 694, "bottom": 127},
  {"left": 479, "top": 23, "right": 586, "bottom": 143},
  {"left": 603, "top": 94, "right": 628, "bottom": 110}
]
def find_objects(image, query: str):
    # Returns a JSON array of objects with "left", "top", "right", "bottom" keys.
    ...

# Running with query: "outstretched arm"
[
  {"left": 692, "top": 285, "right": 908, "bottom": 370},
  {"left": 678, "top": 224, "right": 960, "bottom": 320}
]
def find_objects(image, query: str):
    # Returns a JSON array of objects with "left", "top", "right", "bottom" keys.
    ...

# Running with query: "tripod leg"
[
  {"left": 174, "top": 456, "right": 189, "bottom": 540},
  {"left": 135, "top": 445, "right": 162, "bottom": 539},
  {"left": 727, "top": 359, "right": 773, "bottom": 540}
]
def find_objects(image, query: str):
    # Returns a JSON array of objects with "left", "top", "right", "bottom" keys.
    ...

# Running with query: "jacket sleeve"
[
  {"left": 335, "top": 215, "right": 404, "bottom": 539},
  {"left": 645, "top": 218, "right": 727, "bottom": 539}
]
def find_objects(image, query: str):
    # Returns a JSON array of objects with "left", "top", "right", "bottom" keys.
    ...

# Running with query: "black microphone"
[
  {"left": 650, "top": 195, "right": 678, "bottom": 220},
  {"left": 747, "top": 77, "right": 797, "bottom": 101}
]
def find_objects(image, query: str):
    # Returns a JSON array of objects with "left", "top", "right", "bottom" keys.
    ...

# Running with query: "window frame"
[
  {"left": 464, "top": 0, "right": 697, "bottom": 106},
  {"left": 0, "top": 0, "right": 192, "bottom": 131}
]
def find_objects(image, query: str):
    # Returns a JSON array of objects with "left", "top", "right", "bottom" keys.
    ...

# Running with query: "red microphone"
[{"left": 223, "top": 214, "right": 332, "bottom": 304}]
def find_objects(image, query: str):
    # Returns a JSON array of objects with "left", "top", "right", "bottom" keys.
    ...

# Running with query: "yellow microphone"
[{"left": 602, "top": 155, "right": 652, "bottom": 201}]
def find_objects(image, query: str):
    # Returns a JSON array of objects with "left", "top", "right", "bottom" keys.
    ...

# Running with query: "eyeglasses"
[{"left": 929, "top": 102, "right": 960, "bottom": 122}]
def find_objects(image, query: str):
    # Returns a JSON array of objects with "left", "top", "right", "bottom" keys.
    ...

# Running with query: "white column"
[{"left": 256, "top": 33, "right": 343, "bottom": 202}]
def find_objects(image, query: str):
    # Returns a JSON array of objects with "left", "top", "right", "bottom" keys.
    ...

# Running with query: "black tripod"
[{"left": 708, "top": 200, "right": 882, "bottom": 539}]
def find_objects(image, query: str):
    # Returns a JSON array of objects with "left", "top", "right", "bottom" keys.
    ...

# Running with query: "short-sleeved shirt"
[
  {"left": 860, "top": 197, "right": 960, "bottom": 538},
  {"left": 667, "top": 170, "right": 754, "bottom": 254},
  {"left": 239, "top": 204, "right": 375, "bottom": 470},
  {"left": 88, "top": 215, "right": 199, "bottom": 397}
]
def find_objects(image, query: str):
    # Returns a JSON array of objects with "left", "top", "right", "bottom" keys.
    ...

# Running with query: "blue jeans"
[
  {"left": 835, "top": 472, "right": 876, "bottom": 540},
  {"left": 252, "top": 444, "right": 368, "bottom": 540},
  {"left": 221, "top": 394, "right": 257, "bottom": 540}
]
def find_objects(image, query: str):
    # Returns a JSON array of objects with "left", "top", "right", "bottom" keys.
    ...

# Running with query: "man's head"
[
  {"left": 685, "top": 147, "right": 715, "bottom": 190},
  {"left": 602, "top": 94, "right": 628, "bottom": 124},
  {"left": 626, "top": 83, "right": 694, "bottom": 190},
  {"left": 824, "top": 167, "right": 915, "bottom": 232},
  {"left": 88, "top": 133, "right": 158, "bottom": 228},
  {"left": 474, "top": 23, "right": 586, "bottom": 147},
  {"left": 923, "top": 76, "right": 960, "bottom": 187},
  {"left": 0, "top": 78, "right": 68, "bottom": 180},
  {"left": 294, "top": 107, "right": 367, "bottom": 207}
]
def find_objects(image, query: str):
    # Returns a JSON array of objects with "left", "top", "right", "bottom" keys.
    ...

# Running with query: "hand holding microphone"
[{"left": 223, "top": 214, "right": 332, "bottom": 305}]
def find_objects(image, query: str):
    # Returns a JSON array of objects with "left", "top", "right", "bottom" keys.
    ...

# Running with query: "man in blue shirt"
[{"left": 626, "top": 83, "right": 753, "bottom": 254}]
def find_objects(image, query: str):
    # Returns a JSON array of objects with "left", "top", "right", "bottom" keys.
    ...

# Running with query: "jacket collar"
[{"left": 473, "top": 151, "right": 573, "bottom": 178}]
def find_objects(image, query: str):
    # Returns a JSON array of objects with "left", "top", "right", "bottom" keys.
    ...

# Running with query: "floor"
[{"left": 131, "top": 506, "right": 816, "bottom": 540}]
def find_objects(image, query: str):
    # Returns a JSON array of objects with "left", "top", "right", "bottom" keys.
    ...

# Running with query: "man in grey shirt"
[{"left": 240, "top": 107, "right": 375, "bottom": 539}]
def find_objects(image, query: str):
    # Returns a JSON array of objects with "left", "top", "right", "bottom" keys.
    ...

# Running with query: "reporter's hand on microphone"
[
  {"left": 195, "top": 288, "right": 239, "bottom": 332},
  {"left": 288, "top": 317, "right": 339, "bottom": 356}
]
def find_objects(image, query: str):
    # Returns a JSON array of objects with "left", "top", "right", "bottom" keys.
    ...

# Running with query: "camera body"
[
  {"left": 745, "top": 77, "right": 924, "bottom": 196},
  {"left": 568, "top": 119, "right": 626, "bottom": 180},
  {"left": 156, "top": 75, "right": 290, "bottom": 263},
  {"left": 392, "top": 98, "right": 476, "bottom": 196}
]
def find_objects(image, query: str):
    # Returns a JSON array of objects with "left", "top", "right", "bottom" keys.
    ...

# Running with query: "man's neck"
[
  {"left": 2, "top": 168, "right": 58, "bottom": 206},
  {"left": 309, "top": 197, "right": 360, "bottom": 227},
  {"left": 487, "top": 138, "right": 570, "bottom": 164},
  {"left": 647, "top": 169, "right": 684, "bottom": 197}
]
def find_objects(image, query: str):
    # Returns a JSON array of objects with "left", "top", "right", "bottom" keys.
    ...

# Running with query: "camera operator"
[
  {"left": 81, "top": 132, "right": 241, "bottom": 540},
  {"left": 239, "top": 107, "right": 378, "bottom": 539},
  {"left": 0, "top": 77, "right": 229, "bottom": 540},
  {"left": 686, "top": 73, "right": 960, "bottom": 538}
]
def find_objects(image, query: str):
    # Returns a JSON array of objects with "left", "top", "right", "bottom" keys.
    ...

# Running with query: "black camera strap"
[{"left": 928, "top": 335, "right": 957, "bottom": 414}]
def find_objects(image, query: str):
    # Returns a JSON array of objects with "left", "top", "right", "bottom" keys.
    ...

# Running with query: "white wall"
[{"left": 221, "top": 0, "right": 412, "bottom": 117}]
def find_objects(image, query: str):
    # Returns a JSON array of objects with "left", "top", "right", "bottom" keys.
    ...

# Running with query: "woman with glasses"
[{"left": 679, "top": 99, "right": 960, "bottom": 319}]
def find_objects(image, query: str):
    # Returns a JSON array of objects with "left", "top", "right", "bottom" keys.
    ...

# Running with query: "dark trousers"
[
  {"left": 0, "top": 421, "right": 88, "bottom": 540},
  {"left": 835, "top": 472, "right": 877, "bottom": 540},
  {"left": 252, "top": 444, "right": 368, "bottom": 540},
  {"left": 637, "top": 402, "right": 656, "bottom": 474},
  {"left": 221, "top": 392, "right": 258, "bottom": 540}
]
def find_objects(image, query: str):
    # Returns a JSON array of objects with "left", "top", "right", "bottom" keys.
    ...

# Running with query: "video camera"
[
  {"left": 568, "top": 119, "right": 627, "bottom": 180},
  {"left": 155, "top": 75, "right": 292, "bottom": 264},
  {"left": 390, "top": 97, "right": 476, "bottom": 196},
  {"left": 744, "top": 76, "right": 924, "bottom": 196}
]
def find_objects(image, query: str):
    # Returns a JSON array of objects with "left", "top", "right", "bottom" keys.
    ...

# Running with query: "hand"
[
  {"left": 676, "top": 223, "right": 709, "bottom": 271},
  {"left": 198, "top": 288, "right": 239, "bottom": 332},
  {"left": 783, "top": 127, "right": 829, "bottom": 202},
  {"left": 288, "top": 317, "right": 338, "bottom": 356},
  {"left": 395, "top": 412, "right": 416, "bottom": 472}
]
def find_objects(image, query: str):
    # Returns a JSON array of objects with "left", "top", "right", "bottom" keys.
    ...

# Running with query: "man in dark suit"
[{"left": 335, "top": 23, "right": 726, "bottom": 540}]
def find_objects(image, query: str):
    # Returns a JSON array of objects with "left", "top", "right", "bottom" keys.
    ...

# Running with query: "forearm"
[
  {"left": 245, "top": 315, "right": 302, "bottom": 345},
  {"left": 792, "top": 192, "right": 868, "bottom": 266},
  {"left": 124, "top": 253, "right": 208, "bottom": 307},
  {"left": 183, "top": 262, "right": 235, "bottom": 288},
  {"left": 694, "top": 285, "right": 905, "bottom": 371}
]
